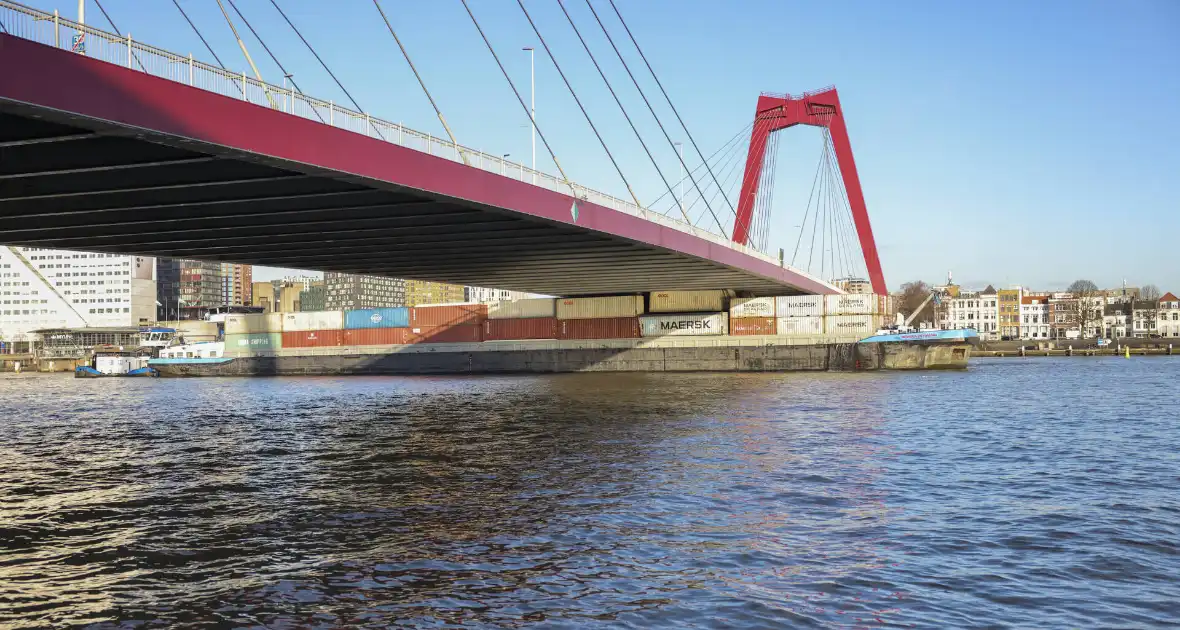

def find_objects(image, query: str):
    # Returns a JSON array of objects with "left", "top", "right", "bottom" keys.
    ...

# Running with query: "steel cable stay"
[
  {"left": 514, "top": 0, "right": 644, "bottom": 211},
  {"left": 606, "top": 0, "right": 737, "bottom": 230},
  {"left": 675, "top": 118, "right": 765, "bottom": 221},
  {"left": 689, "top": 131, "right": 753, "bottom": 230},
  {"left": 646, "top": 120, "right": 753, "bottom": 216},
  {"left": 807, "top": 140, "right": 828, "bottom": 274},
  {"left": 730, "top": 111, "right": 781, "bottom": 244},
  {"left": 582, "top": 0, "right": 723, "bottom": 235},
  {"left": 828, "top": 143, "right": 857, "bottom": 280},
  {"left": 373, "top": 0, "right": 471, "bottom": 156},
  {"left": 459, "top": 0, "right": 577, "bottom": 193},
  {"left": 92, "top": 0, "right": 147, "bottom": 72},
  {"left": 753, "top": 128, "right": 782, "bottom": 252},
  {"left": 790, "top": 141, "right": 826, "bottom": 268},
  {"left": 555, "top": 0, "right": 686, "bottom": 223},
  {"left": 171, "top": 0, "right": 229, "bottom": 72},
  {"left": 822, "top": 128, "right": 866, "bottom": 280},
  {"left": 681, "top": 117, "right": 764, "bottom": 224},
  {"left": 225, "top": 0, "right": 325, "bottom": 123},
  {"left": 213, "top": 0, "right": 277, "bottom": 109},
  {"left": 268, "top": 0, "right": 372, "bottom": 130}
]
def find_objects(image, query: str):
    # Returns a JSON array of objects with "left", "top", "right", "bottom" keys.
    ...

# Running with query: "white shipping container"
[
  {"left": 776, "top": 316, "right": 824, "bottom": 336},
  {"left": 648, "top": 290, "right": 728, "bottom": 313},
  {"left": 825, "top": 314, "right": 883, "bottom": 336},
  {"left": 639, "top": 312, "right": 728, "bottom": 337},
  {"left": 282, "top": 310, "right": 344, "bottom": 332},
  {"left": 224, "top": 313, "right": 283, "bottom": 335},
  {"left": 730, "top": 297, "right": 776, "bottom": 318},
  {"left": 775, "top": 295, "right": 826, "bottom": 318},
  {"left": 487, "top": 298, "right": 556, "bottom": 319},
  {"left": 556, "top": 295, "right": 645, "bottom": 320},
  {"left": 825, "top": 294, "right": 879, "bottom": 315}
]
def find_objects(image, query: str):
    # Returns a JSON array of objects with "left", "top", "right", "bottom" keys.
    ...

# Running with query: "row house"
[
  {"left": 1131, "top": 300, "right": 1159, "bottom": 338},
  {"left": 945, "top": 286, "right": 999, "bottom": 339},
  {"left": 1020, "top": 295, "right": 1051, "bottom": 339},
  {"left": 998, "top": 287, "right": 1022, "bottom": 339},
  {"left": 1103, "top": 303, "right": 1131, "bottom": 338},
  {"left": 1159, "top": 293, "right": 1180, "bottom": 338}
]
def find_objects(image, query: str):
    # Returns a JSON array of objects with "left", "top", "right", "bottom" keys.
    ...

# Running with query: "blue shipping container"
[{"left": 344, "top": 307, "right": 410, "bottom": 329}]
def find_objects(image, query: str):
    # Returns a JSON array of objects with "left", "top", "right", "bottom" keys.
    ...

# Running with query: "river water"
[{"left": 1, "top": 358, "right": 1178, "bottom": 628}]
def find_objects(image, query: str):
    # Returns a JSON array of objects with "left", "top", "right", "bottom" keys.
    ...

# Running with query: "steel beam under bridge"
[{"left": 0, "top": 34, "right": 837, "bottom": 297}]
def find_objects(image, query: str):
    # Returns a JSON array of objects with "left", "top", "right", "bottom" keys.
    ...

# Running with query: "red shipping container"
[
  {"left": 558, "top": 317, "right": 641, "bottom": 340},
  {"left": 730, "top": 317, "right": 776, "bottom": 335},
  {"left": 407, "top": 325, "right": 483, "bottom": 344},
  {"left": 343, "top": 327, "right": 409, "bottom": 346},
  {"left": 281, "top": 329, "right": 343, "bottom": 348},
  {"left": 410, "top": 304, "right": 488, "bottom": 327},
  {"left": 484, "top": 317, "right": 558, "bottom": 341}
]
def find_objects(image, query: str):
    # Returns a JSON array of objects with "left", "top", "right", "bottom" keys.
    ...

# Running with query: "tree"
[
  {"left": 898, "top": 280, "right": 935, "bottom": 325},
  {"left": 1142, "top": 284, "right": 1161, "bottom": 301},
  {"left": 1065, "top": 279, "right": 1102, "bottom": 338}
]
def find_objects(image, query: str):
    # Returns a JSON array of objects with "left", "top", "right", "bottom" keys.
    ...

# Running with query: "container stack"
[
  {"left": 823, "top": 294, "right": 883, "bottom": 337},
  {"left": 408, "top": 303, "right": 486, "bottom": 343},
  {"left": 484, "top": 298, "right": 558, "bottom": 341},
  {"left": 775, "top": 295, "right": 825, "bottom": 336},
  {"left": 640, "top": 290, "right": 729, "bottom": 337},
  {"left": 343, "top": 307, "right": 410, "bottom": 345},
  {"left": 224, "top": 313, "right": 284, "bottom": 351},
  {"left": 282, "top": 311, "right": 344, "bottom": 348},
  {"left": 729, "top": 297, "right": 776, "bottom": 335},
  {"left": 556, "top": 295, "right": 644, "bottom": 339}
]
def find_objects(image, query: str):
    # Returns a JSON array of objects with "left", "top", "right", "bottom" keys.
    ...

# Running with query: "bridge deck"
[{"left": 0, "top": 31, "right": 834, "bottom": 296}]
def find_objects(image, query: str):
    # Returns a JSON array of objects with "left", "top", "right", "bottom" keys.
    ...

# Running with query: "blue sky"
[{"left": 24, "top": 0, "right": 1179, "bottom": 291}]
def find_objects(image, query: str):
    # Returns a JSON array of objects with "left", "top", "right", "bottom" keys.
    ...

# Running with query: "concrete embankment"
[
  {"left": 975, "top": 339, "right": 1177, "bottom": 358},
  {"left": 154, "top": 335, "right": 970, "bottom": 377}
]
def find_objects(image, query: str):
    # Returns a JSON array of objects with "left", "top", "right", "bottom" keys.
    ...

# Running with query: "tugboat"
[{"left": 75, "top": 346, "right": 158, "bottom": 378}]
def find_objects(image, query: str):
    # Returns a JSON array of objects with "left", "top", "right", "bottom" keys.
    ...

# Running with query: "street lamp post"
[
  {"left": 522, "top": 46, "right": 535, "bottom": 183},
  {"left": 501, "top": 153, "right": 510, "bottom": 176}
]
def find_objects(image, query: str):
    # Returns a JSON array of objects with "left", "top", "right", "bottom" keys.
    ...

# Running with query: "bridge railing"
[{"left": 0, "top": 0, "right": 787, "bottom": 268}]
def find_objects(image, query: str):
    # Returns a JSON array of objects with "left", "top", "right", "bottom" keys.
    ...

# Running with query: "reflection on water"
[{"left": 1, "top": 360, "right": 1178, "bottom": 627}]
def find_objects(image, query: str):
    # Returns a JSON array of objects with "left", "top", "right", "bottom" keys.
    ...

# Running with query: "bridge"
[{"left": 0, "top": 1, "right": 884, "bottom": 297}]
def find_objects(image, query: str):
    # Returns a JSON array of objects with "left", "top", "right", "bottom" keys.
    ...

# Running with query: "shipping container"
[
  {"left": 825, "top": 294, "right": 879, "bottom": 315},
  {"left": 648, "top": 290, "right": 728, "bottom": 313},
  {"left": 639, "top": 312, "right": 728, "bottom": 337},
  {"left": 344, "top": 307, "right": 410, "bottom": 329},
  {"left": 776, "top": 295, "right": 826, "bottom": 318},
  {"left": 224, "top": 313, "right": 283, "bottom": 335},
  {"left": 487, "top": 298, "right": 556, "bottom": 320},
  {"left": 558, "top": 317, "right": 641, "bottom": 339},
  {"left": 824, "top": 314, "right": 883, "bottom": 336},
  {"left": 282, "top": 311, "right": 344, "bottom": 332},
  {"left": 410, "top": 304, "right": 487, "bottom": 327},
  {"left": 730, "top": 297, "right": 776, "bottom": 318},
  {"left": 484, "top": 317, "right": 559, "bottom": 340},
  {"left": 407, "top": 325, "right": 483, "bottom": 344},
  {"left": 281, "top": 329, "right": 343, "bottom": 348},
  {"left": 556, "top": 295, "right": 645, "bottom": 320},
  {"left": 776, "top": 316, "right": 825, "bottom": 336},
  {"left": 224, "top": 332, "right": 282, "bottom": 351},
  {"left": 343, "top": 327, "right": 409, "bottom": 346},
  {"left": 730, "top": 317, "right": 776, "bottom": 335}
]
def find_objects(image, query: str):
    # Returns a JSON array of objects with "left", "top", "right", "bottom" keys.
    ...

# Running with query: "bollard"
[{"left": 1068, "top": 345, "right": 1073, "bottom": 356}]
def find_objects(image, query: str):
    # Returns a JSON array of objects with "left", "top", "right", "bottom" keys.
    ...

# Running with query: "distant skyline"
[{"left": 27, "top": 0, "right": 1178, "bottom": 291}]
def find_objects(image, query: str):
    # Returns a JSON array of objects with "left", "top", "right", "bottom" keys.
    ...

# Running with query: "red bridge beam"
[{"left": 732, "top": 88, "right": 886, "bottom": 295}]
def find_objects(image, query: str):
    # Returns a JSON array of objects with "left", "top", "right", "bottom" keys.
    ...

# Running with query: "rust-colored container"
[
  {"left": 730, "top": 317, "right": 777, "bottom": 335},
  {"left": 484, "top": 317, "right": 559, "bottom": 341},
  {"left": 281, "top": 329, "right": 343, "bottom": 348},
  {"left": 343, "top": 327, "right": 409, "bottom": 346},
  {"left": 557, "top": 317, "right": 641, "bottom": 340},
  {"left": 410, "top": 304, "right": 488, "bottom": 327},
  {"left": 407, "top": 325, "right": 483, "bottom": 344}
]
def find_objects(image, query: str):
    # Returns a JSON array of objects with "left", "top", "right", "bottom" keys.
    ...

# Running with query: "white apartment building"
[
  {"left": 0, "top": 247, "right": 157, "bottom": 344},
  {"left": 946, "top": 286, "right": 999, "bottom": 339},
  {"left": 1020, "top": 295, "right": 1051, "bottom": 340},
  {"left": 1159, "top": 293, "right": 1180, "bottom": 338},
  {"left": 465, "top": 286, "right": 551, "bottom": 303}
]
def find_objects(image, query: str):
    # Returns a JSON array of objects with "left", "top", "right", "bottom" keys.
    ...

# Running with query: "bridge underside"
[{"left": 0, "top": 34, "right": 833, "bottom": 297}]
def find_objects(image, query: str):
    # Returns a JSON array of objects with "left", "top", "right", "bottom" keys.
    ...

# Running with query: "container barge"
[{"left": 148, "top": 292, "right": 975, "bottom": 377}]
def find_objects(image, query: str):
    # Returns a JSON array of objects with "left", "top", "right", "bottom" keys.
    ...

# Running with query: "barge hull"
[{"left": 151, "top": 339, "right": 970, "bottom": 377}]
